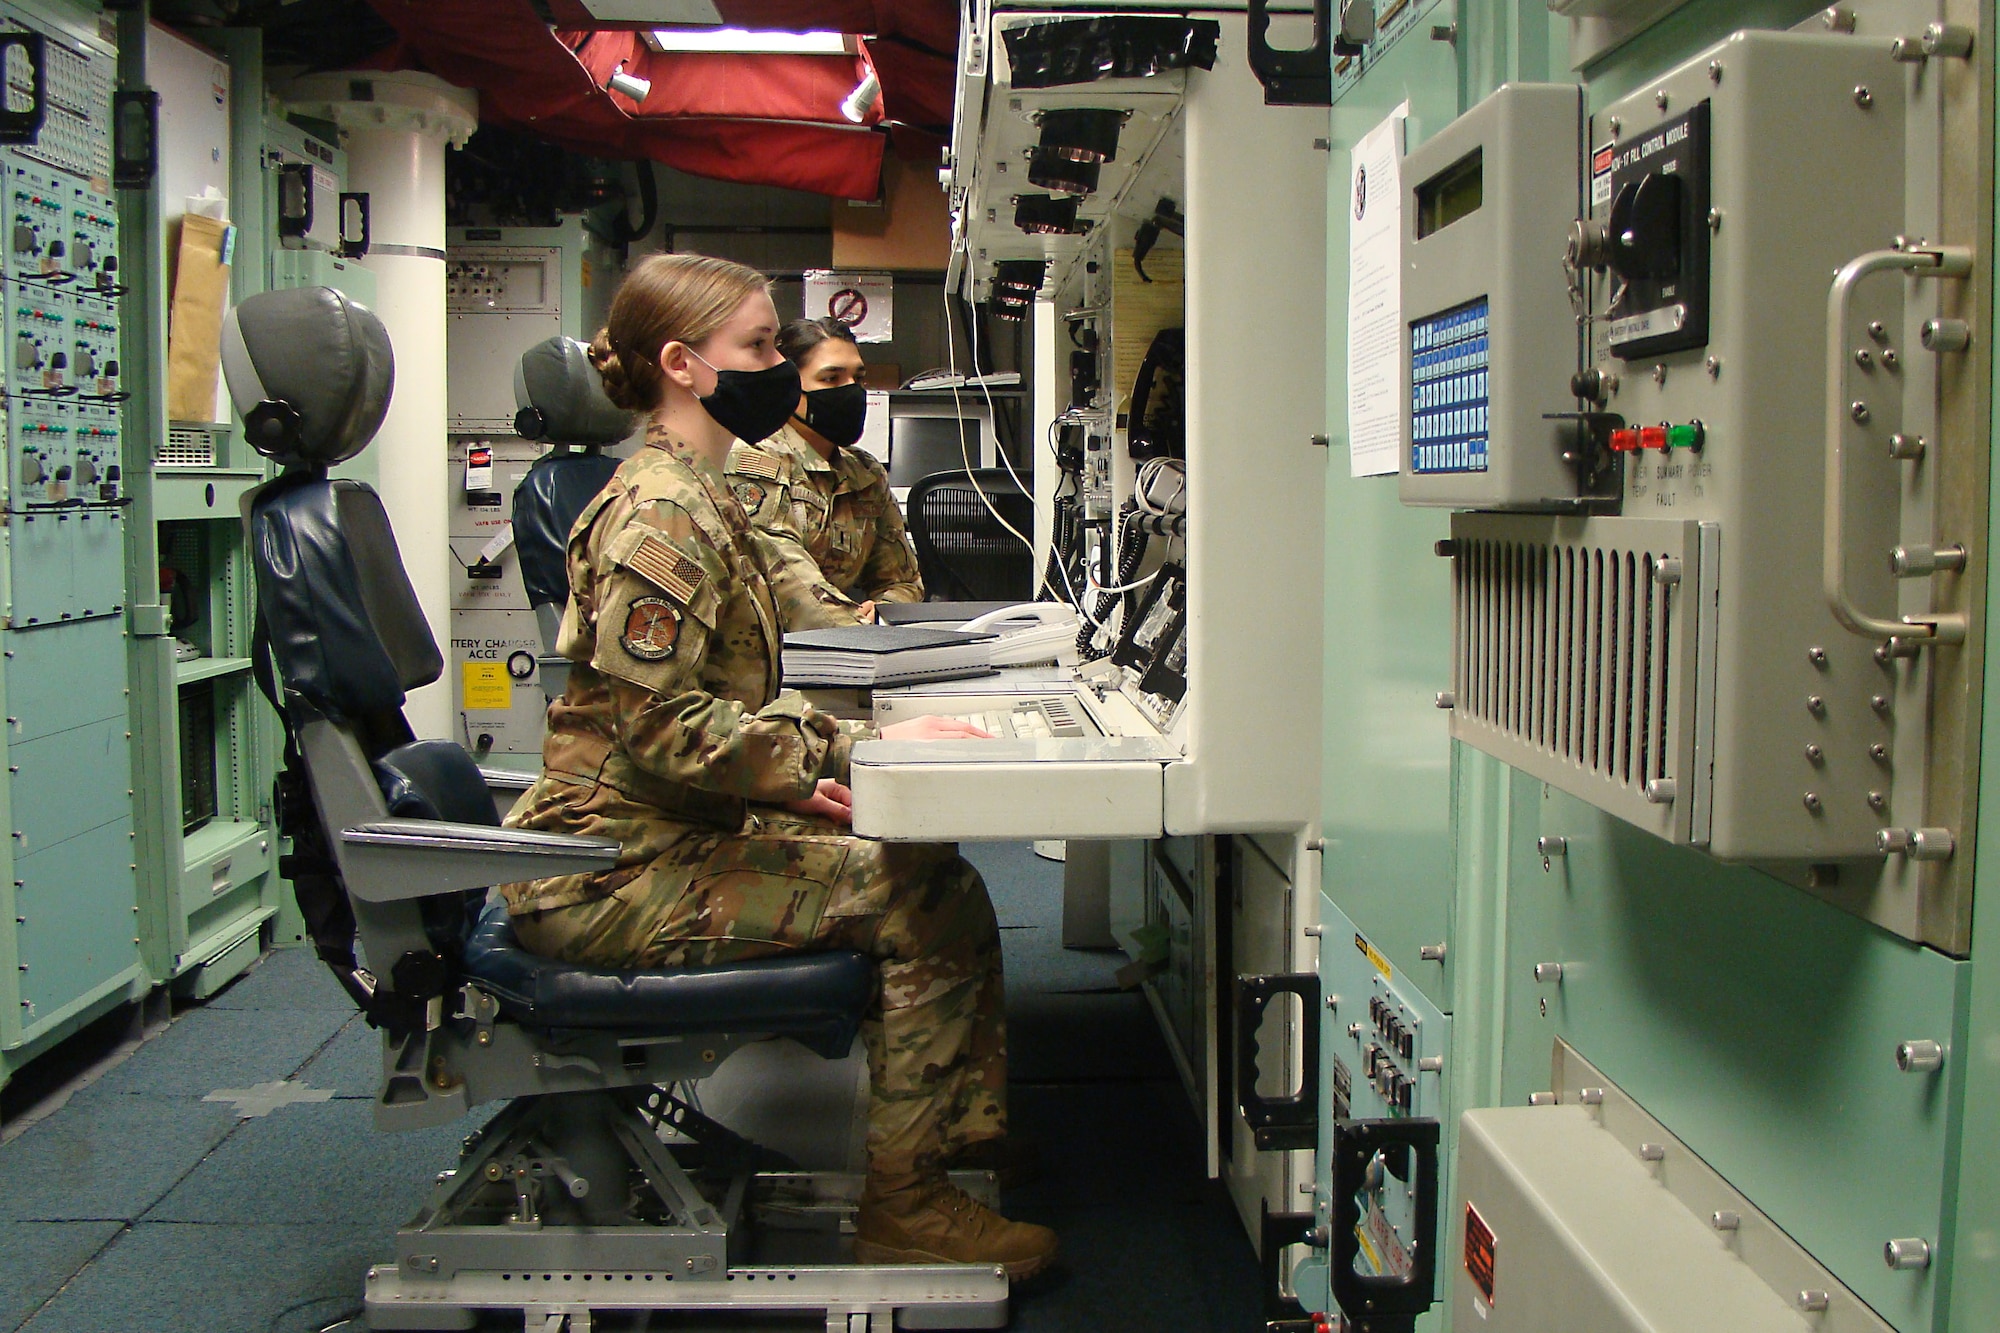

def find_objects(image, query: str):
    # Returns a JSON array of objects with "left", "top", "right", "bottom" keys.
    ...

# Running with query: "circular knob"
[
  {"left": 20, "top": 453, "right": 44, "bottom": 484},
  {"left": 74, "top": 456, "right": 96, "bottom": 485},
  {"left": 1533, "top": 962, "right": 1564, "bottom": 983},
  {"left": 1896, "top": 1039, "right": 1944, "bottom": 1073},
  {"left": 1606, "top": 175, "right": 1686, "bottom": 282},
  {"left": 1885, "top": 1238, "right": 1932, "bottom": 1271}
]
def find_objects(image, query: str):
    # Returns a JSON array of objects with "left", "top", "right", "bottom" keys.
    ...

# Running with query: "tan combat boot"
[{"left": 853, "top": 1169, "right": 1058, "bottom": 1279}]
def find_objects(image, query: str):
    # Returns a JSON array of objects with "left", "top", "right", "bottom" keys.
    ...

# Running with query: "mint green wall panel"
[
  {"left": 1317, "top": 4, "right": 1995, "bottom": 1332},
  {"left": 11, "top": 719, "right": 132, "bottom": 852},
  {"left": 4, "top": 620, "right": 127, "bottom": 741},
  {"left": 1940, "top": 86, "right": 2000, "bottom": 1327},
  {"left": 1321, "top": 12, "right": 1464, "bottom": 1016},
  {"left": 1518, "top": 783, "right": 1964, "bottom": 1330},
  {"left": 12, "top": 818, "right": 137, "bottom": 1038}
]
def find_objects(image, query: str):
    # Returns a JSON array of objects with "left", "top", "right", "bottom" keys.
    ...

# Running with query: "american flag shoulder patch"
[
  {"left": 625, "top": 531, "right": 706, "bottom": 604},
  {"left": 734, "top": 449, "right": 784, "bottom": 482}
]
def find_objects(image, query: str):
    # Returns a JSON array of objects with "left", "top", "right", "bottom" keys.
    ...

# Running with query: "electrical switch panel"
[
  {"left": 68, "top": 294, "right": 118, "bottom": 401},
  {"left": 6, "top": 287, "right": 72, "bottom": 395},
  {"left": 1400, "top": 84, "right": 1595, "bottom": 510},
  {"left": 65, "top": 190, "right": 118, "bottom": 294},
  {"left": 445, "top": 244, "right": 565, "bottom": 430},
  {"left": 1414, "top": 31, "right": 1969, "bottom": 888},
  {"left": 7, "top": 163, "right": 69, "bottom": 286},
  {"left": 1313, "top": 897, "right": 1451, "bottom": 1294},
  {"left": 70, "top": 403, "right": 120, "bottom": 504},
  {"left": 8, "top": 396, "right": 76, "bottom": 507}
]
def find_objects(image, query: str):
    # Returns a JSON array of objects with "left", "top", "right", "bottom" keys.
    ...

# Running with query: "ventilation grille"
[
  {"left": 1449, "top": 515, "right": 1705, "bottom": 835},
  {"left": 160, "top": 424, "right": 219, "bottom": 468}
]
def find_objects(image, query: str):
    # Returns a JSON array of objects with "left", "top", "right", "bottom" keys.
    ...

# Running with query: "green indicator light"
[{"left": 1667, "top": 422, "right": 1704, "bottom": 450}]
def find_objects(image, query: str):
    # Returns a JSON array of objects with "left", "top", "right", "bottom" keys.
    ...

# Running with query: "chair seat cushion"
[{"left": 462, "top": 899, "right": 871, "bottom": 1059}]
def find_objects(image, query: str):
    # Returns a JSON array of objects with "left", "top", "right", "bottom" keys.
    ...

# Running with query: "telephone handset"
[
  {"left": 960, "top": 602, "right": 1082, "bottom": 667},
  {"left": 961, "top": 602, "right": 1079, "bottom": 633}
]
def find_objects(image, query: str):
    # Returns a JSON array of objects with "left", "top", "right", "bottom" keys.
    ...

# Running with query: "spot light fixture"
[
  {"left": 606, "top": 62, "right": 652, "bottom": 103},
  {"left": 1013, "top": 193, "right": 1085, "bottom": 235},
  {"left": 1026, "top": 147, "right": 1100, "bottom": 196},
  {"left": 991, "top": 259, "right": 1049, "bottom": 301},
  {"left": 840, "top": 66, "right": 881, "bottom": 124},
  {"left": 1034, "top": 108, "right": 1129, "bottom": 165}
]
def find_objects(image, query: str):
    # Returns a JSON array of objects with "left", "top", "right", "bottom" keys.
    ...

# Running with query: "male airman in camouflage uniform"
[
  {"left": 726, "top": 422, "right": 924, "bottom": 628},
  {"left": 499, "top": 424, "right": 1034, "bottom": 1268}
]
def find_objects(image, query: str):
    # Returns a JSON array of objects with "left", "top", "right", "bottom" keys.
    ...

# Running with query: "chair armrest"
[
  {"left": 477, "top": 766, "right": 538, "bottom": 791},
  {"left": 337, "top": 820, "right": 621, "bottom": 903}
]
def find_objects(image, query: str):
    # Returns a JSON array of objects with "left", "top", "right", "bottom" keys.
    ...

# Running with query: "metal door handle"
[{"left": 1824, "top": 243, "right": 1973, "bottom": 644}]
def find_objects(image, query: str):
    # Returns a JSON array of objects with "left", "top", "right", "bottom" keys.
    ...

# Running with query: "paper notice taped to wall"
[{"left": 1346, "top": 103, "right": 1409, "bottom": 478}]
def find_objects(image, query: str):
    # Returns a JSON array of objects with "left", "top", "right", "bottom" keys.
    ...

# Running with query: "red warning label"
[{"left": 1464, "top": 1200, "right": 1496, "bottom": 1305}]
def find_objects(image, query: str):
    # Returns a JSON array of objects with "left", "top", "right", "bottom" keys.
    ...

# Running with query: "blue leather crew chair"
[
  {"left": 510, "top": 336, "right": 627, "bottom": 702},
  {"left": 224, "top": 287, "right": 1005, "bottom": 1333}
]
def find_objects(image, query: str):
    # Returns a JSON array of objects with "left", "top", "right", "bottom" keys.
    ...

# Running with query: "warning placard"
[
  {"left": 804, "top": 270, "right": 893, "bottom": 343},
  {"left": 1464, "top": 1200, "right": 1496, "bottom": 1306},
  {"left": 462, "top": 660, "right": 512, "bottom": 711}
]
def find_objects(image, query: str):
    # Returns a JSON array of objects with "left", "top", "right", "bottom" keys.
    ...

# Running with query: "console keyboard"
[{"left": 937, "top": 696, "right": 1089, "bottom": 739}]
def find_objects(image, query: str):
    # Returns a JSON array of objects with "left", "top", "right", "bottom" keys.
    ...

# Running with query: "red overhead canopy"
[{"left": 361, "top": 0, "right": 958, "bottom": 200}]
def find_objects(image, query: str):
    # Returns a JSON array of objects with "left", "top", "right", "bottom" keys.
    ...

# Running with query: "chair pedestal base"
[
  {"left": 365, "top": 1258, "right": 1009, "bottom": 1332},
  {"left": 367, "top": 1089, "right": 1009, "bottom": 1331}
]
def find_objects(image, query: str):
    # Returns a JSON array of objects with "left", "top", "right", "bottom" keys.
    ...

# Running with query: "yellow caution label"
[
  {"left": 462, "top": 661, "right": 512, "bottom": 710},
  {"left": 1356, "top": 933, "right": 1392, "bottom": 981}
]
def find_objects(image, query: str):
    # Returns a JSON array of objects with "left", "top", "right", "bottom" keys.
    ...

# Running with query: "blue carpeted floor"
[{"left": 0, "top": 843, "right": 1260, "bottom": 1331}]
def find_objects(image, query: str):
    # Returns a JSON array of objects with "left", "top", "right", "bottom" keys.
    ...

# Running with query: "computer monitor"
[{"left": 889, "top": 416, "right": 984, "bottom": 487}]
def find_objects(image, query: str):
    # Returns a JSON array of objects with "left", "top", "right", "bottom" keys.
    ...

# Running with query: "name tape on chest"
[
  {"left": 734, "top": 450, "right": 785, "bottom": 482},
  {"left": 626, "top": 530, "right": 708, "bottom": 605}
]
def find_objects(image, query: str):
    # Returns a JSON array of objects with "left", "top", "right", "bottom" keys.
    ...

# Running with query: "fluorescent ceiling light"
[{"left": 645, "top": 28, "right": 855, "bottom": 55}]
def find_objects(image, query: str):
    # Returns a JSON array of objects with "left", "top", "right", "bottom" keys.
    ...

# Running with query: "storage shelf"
[
  {"left": 175, "top": 655, "right": 253, "bottom": 685},
  {"left": 180, "top": 818, "right": 268, "bottom": 876}
]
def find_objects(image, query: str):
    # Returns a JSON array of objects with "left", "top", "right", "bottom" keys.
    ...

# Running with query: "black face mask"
[
  {"left": 689, "top": 349, "right": 801, "bottom": 444},
  {"left": 798, "top": 382, "right": 868, "bottom": 449}
]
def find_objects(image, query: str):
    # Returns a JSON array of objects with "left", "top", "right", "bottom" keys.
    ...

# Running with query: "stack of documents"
[{"left": 782, "top": 625, "right": 998, "bottom": 687}]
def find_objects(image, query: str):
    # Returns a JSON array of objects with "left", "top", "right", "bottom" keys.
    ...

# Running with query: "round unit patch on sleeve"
[
  {"left": 732, "top": 480, "right": 768, "bottom": 513},
  {"left": 622, "top": 597, "right": 683, "bottom": 661}
]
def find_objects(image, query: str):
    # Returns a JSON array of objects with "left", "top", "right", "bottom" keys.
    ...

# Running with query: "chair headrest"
[
  {"left": 221, "top": 286, "right": 394, "bottom": 467},
  {"left": 513, "top": 336, "right": 631, "bottom": 446}
]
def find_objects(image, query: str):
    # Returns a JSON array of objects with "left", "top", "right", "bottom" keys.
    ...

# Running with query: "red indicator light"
[
  {"left": 1639, "top": 425, "right": 1669, "bottom": 452},
  {"left": 1609, "top": 428, "right": 1640, "bottom": 453}
]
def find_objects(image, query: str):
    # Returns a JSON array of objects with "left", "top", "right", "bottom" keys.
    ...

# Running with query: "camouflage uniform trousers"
[{"left": 512, "top": 810, "right": 1006, "bottom": 1175}]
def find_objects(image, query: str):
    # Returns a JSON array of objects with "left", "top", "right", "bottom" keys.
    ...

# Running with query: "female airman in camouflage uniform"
[
  {"left": 499, "top": 254, "right": 1054, "bottom": 1279},
  {"left": 725, "top": 317, "right": 924, "bottom": 628}
]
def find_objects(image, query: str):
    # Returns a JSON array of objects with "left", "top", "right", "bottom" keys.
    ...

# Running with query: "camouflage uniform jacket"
[
  {"left": 725, "top": 424, "right": 924, "bottom": 629},
  {"left": 501, "top": 422, "right": 871, "bottom": 914}
]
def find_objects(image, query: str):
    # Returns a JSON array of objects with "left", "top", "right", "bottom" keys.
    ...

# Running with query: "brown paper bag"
[{"left": 167, "top": 214, "right": 232, "bottom": 423}]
